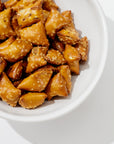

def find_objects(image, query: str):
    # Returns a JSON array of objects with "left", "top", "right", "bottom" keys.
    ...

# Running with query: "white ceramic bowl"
[{"left": 0, "top": 0, "right": 108, "bottom": 122}]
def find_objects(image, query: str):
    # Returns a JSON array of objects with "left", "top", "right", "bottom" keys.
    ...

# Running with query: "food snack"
[
  {"left": 0, "top": 0, "right": 89, "bottom": 109},
  {"left": 0, "top": 38, "right": 32, "bottom": 62},
  {"left": 12, "top": 0, "right": 43, "bottom": 11},
  {"left": 46, "top": 73, "right": 68, "bottom": 100},
  {"left": 20, "top": 21, "right": 49, "bottom": 46},
  {"left": 45, "top": 9, "right": 67, "bottom": 38},
  {"left": 76, "top": 37, "right": 89, "bottom": 61},
  {"left": 45, "top": 49, "right": 66, "bottom": 65},
  {"left": 26, "top": 46, "right": 47, "bottom": 73},
  {"left": 0, "top": 73, "right": 21, "bottom": 107},
  {"left": 19, "top": 92, "right": 47, "bottom": 109},
  {"left": 18, "top": 67, "right": 53, "bottom": 92},
  {"left": 0, "top": 9, "right": 15, "bottom": 40},
  {"left": 57, "top": 65, "right": 72, "bottom": 93},
  {"left": 57, "top": 10, "right": 80, "bottom": 45},
  {"left": 17, "top": 2, "right": 44, "bottom": 28}
]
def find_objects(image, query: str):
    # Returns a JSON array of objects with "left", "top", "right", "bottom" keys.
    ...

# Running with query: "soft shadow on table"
[{"left": 7, "top": 17, "right": 114, "bottom": 144}]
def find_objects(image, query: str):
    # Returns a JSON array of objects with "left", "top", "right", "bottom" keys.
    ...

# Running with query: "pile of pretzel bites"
[{"left": 0, "top": 0, "right": 88, "bottom": 109}]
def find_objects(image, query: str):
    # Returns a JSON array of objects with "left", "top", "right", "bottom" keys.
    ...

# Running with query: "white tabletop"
[{"left": 0, "top": 0, "right": 114, "bottom": 144}]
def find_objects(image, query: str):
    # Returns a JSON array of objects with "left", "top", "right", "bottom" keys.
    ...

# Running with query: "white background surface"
[{"left": 0, "top": 0, "right": 114, "bottom": 144}]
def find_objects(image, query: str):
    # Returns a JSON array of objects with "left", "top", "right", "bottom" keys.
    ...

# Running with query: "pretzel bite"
[
  {"left": 64, "top": 45, "right": 80, "bottom": 62},
  {"left": 0, "top": 38, "right": 32, "bottom": 62},
  {"left": 45, "top": 49, "right": 66, "bottom": 65},
  {"left": 0, "top": 57, "right": 7, "bottom": 75},
  {"left": 57, "top": 10, "right": 79, "bottom": 45},
  {"left": 18, "top": 67, "right": 53, "bottom": 92},
  {"left": 0, "top": 72, "right": 21, "bottom": 107},
  {"left": 45, "top": 9, "right": 67, "bottom": 38},
  {"left": 26, "top": 46, "right": 47, "bottom": 73},
  {"left": 63, "top": 45, "right": 80, "bottom": 74},
  {"left": 19, "top": 92, "right": 47, "bottom": 109},
  {"left": 62, "top": 10, "right": 74, "bottom": 28},
  {"left": 7, "top": 61, "right": 23, "bottom": 81},
  {"left": 17, "top": 4, "right": 43, "bottom": 28},
  {"left": 4, "top": 0, "right": 19, "bottom": 8},
  {"left": 46, "top": 73, "right": 68, "bottom": 100},
  {"left": 43, "top": 0, "right": 58, "bottom": 11},
  {"left": 52, "top": 39, "right": 64, "bottom": 53},
  {"left": 0, "top": 9, "right": 14, "bottom": 40},
  {"left": 57, "top": 65, "right": 72, "bottom": 93},
  {"left": 76, "top": 37, "right": 89, "bottom": 61},
  {"left": 0, "top": 36, "right": 15, "bottom": 50},
  {"left": 57, "top": 28, "right": 79, "bottom": 45},
  {"left": 20, "top": 21, "right": 49, "bottom": 47},
  {"left": 12, "top": 0, "right": 43, "bottom": 11}
]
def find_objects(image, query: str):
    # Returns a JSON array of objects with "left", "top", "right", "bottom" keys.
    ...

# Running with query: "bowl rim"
[{"left": 0, "top": 0, "right": 108, "bottom": 122}]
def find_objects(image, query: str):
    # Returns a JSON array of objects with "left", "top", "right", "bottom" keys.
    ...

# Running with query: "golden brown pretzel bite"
[
  {"left": 57, "top": 10, "right": 79, "bottom": 45},
  {"left": 19, "top": 92, "right": 47, "bottom": 109},
  {"left": 18, "top": 67, "right": 53, "bottom": 92},
  {"left": 0, "top": 72, "right": 21, "bottom": 107},
  {"left": 76, "top": 37, "right": 89, "bottom": 61},
  {"left": 46, "top": 73, "right": 68, "bottom": 100},
  {"left": 26, "top": 46, "right": 47, "bottom": 73},
  {"left": 0, "top": 38, "right": 32, "bottom": 62},
  {"left": 45, "top": 49, "right": 66, "bottom": 65},
  {"left": 57, "top": 65, "right": 72, "bottom": 93},
  {"left": 12, "top": 0, "right": 43, "bottom": 11},
  {"left": 17, "top": 3, "right": 43, "bottom": 28},
  {"left": 45, "top": 9, "right": 67, "bottom": 38},
  {"left": 20, "top": 21, "right": 49, "bottom": 46},
  {"left": 0, "top": 9, "right": 14, "bottom": 40}
]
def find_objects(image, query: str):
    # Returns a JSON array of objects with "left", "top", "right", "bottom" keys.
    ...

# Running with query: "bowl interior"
[{"left": 0, "top": 0, "right": 107, "bottom": 121}]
